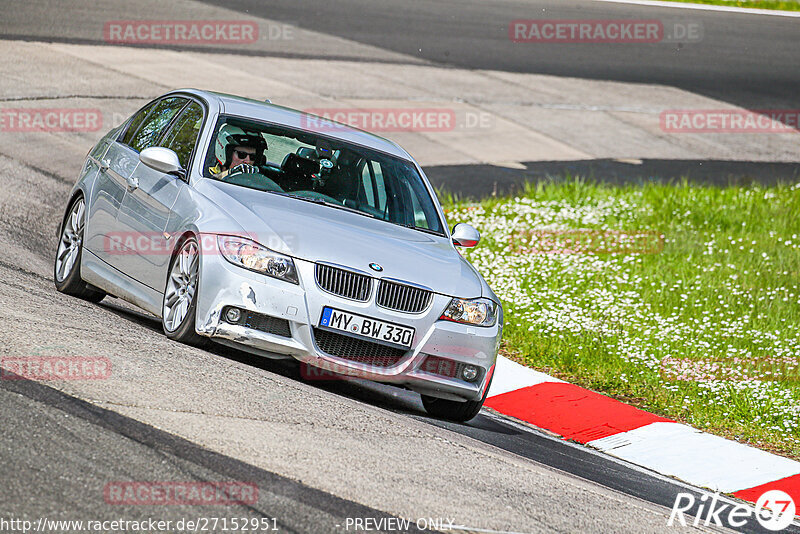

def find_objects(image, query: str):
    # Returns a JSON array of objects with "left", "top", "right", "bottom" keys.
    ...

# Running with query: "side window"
[
  {"left": 160, "top": 102, "right": 204, "bottom": 169},
  {"left": 264, "top": 135, "right": 303, "bottom": 166},
  {"left": 126, "top": 97, "right": 188, "bottom": 153},
  {"left": 409, "top": 188, "right": 429, "bottom": 229},
  {"left": 396, "top": 172, "right": 433, "bottom": 229},
  {"left": 360, "top": 162, "right": 375, "bottom": 207},
  {"left": 120, "top": 101, "right": 156, "bottom": 146},
  {"left": 372, "top": 162, "right": 387, "bottom": 212},
  {"left": 360, "top": 160, "right": 387, "bottom": 212}
]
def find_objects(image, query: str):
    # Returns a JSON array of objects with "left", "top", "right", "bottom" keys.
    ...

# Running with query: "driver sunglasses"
[{"left": 235, "top": 150, "right": 257, "bottom": 161}]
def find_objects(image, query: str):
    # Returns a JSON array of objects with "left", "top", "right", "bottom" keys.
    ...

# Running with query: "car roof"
[{"left": 171, "top": 88, "right": 413, "bottom": 161}]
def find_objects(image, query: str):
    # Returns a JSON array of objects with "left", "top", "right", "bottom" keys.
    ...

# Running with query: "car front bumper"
[{"left": 195, "top": 253, "right": 501, "bottom": 402}]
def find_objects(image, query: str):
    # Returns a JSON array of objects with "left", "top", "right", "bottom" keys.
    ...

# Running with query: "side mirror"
[
  {"left": 451, "top": 223, "right": 480, "bottom": 248},
  {"left": 139, "top": 147, "right": 185, "bottom": 178}
]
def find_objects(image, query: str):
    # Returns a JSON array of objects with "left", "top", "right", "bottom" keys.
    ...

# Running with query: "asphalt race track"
[
  {"left": 197, "top": 0, "right": 800, "bottom": 108},
  {"left": 1, "top": 1, "right": 799, "bottom": 533}
]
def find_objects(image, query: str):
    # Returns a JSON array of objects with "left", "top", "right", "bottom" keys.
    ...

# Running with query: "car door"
[
  {"left": 84, "top": 100, "right": 157, "bottom": 270},
  {"left": 116, "top": 98, "right": 204, "bottom": 291}
]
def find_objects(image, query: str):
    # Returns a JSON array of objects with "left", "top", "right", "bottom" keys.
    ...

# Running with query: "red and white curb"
[{"left": 485, "top": 356, "right": 800, "bottom": 507}]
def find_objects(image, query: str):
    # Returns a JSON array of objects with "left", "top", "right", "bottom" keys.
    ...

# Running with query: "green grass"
[
  {"left": 443, "top": 178, "right": 800, "bottom": 459},
  {"left": 662, "top": 0, "right": 800, "bottom": 10}
]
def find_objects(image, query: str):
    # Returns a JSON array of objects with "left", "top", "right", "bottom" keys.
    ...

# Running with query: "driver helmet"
[{"left": 214, "top": 124, "right": 268, "bottom": 167}]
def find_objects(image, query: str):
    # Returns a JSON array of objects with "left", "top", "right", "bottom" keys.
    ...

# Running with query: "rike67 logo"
[{"left": 669, "top": 489, "right": 796, "bottom": 531}]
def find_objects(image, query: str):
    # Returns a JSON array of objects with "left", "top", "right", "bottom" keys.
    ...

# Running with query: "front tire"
[
  {"left": 162, "top": 236, "right": 206, "bottom": 346},
  {"left": 421, "top": 373, "right": 494, "bottom": 423},
  {"left": 54, "top": 196, "right": 106, "bottom": 303}
]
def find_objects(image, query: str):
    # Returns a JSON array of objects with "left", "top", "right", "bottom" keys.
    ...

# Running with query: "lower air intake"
[{"left": 312, "top": 328, "right": 406, "bottom": 367}]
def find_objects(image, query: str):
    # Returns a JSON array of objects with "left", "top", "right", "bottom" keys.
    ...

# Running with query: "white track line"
[
  {"left": 486, "top": 410, "right": 800, "bottom": 529},
  {"left": 593, "top": 0, "right": 800, "bottom": 17},
  {"left": 487, "top": 356, "right": 562, "bottom": 397},
  {"left": 589, "top": 422, "right": 800, "bottom": 493}
]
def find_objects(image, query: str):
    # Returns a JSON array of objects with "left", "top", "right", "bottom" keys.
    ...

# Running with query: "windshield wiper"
[
  {"left": 394, "top": 222, "right": 445, "bottom": 237},
  {"left": 270, "top": 191, "right": 325, "bottom": 204},
  {"left": 265, "top": 191, "right": 325, "bottom": 204},
  {"left": 328, "top": 202, "right": 378, "bottom": 218},
  {"left": 268, "top": 191, "right": 377, "bottom": 218}
]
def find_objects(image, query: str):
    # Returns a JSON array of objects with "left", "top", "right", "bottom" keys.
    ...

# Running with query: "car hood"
[{"left": 197, "top": 180, "right": 484, "bottom": 298}]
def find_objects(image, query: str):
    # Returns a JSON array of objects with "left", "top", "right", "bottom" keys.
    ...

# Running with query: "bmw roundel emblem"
[{"left": 369, "top": 262, "right": 383, "bottom": 272}]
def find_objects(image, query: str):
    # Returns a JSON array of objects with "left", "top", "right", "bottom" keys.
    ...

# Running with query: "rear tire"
[
  {"left": 162, "top": 236, "right": 207, "bottom": 347},
  {"left": 54, "top": 196, "right": 106, "bottom": 303},
  {"left": 421, "top": 373, "right": 494, "bottom": 423}
]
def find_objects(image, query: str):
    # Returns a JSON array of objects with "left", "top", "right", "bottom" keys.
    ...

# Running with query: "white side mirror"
[
  {"left": 451, "top": 223, "right": 480, "bottom": 248},
  {"left": 140, "top": 147, "right": 184, "bottom": 177}
]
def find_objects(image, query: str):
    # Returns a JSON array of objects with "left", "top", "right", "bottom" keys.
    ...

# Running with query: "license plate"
[{"left": 319, "top": 307, "right": 415, "bottom": 348}]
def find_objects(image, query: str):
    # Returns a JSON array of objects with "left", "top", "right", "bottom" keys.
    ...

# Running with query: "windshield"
[{"left": 203, "top": 115, "right": 445, "bottom": 235}]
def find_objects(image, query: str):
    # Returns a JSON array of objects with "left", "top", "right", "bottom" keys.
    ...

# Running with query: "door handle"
[{"left": 126, "top": 175, "right": 139, "bottom": 191}]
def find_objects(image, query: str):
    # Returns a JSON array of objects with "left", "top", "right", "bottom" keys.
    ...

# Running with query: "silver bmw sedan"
[{"left": 54, "top": 89, "right": 502, "bottom": 421}]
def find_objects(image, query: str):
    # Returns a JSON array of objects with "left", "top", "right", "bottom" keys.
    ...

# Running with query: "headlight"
[
  {"left": 439, "top": 297, "right": 498, "bottom": 327},
  {"left": 217, "top": 235, "right": 298, "bottom": 284}
]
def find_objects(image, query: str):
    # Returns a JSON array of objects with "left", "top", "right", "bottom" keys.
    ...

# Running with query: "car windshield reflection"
[{"left": 203, "top": 116, "right": 445, "bottom": 236}]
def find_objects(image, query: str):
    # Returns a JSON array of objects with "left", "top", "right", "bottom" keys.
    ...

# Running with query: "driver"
[{"left": 209, "top": 124, "right": 268, "bottom": 179}]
